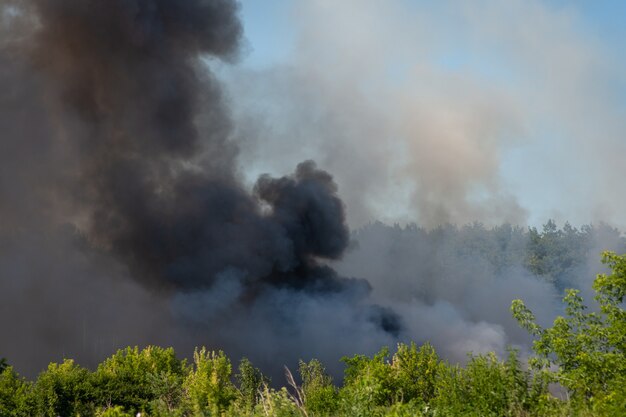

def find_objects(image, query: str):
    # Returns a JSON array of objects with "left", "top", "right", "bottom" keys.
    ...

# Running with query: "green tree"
[
  {"left": 33, "top": 359, "right": 93, "bottom": 417},
  {"left": 390, "top": 342, "right": 439, "bottom": 404},
  {"left": 255, "top": 386, "right": 301, "bottom": 417},
  {"left": 298, "top": 359, "right": 338, "bottom": 416},
  {"left": 183, "top": 348, "right": 236, "bottom": 416},
  {"left": 92, "top": 346, "right": 186, "bottom": 414},
  {"left": 146, "top": 369, "right": 186, "bottom": 416},
  {"left": 524, "top": 220, "right": 595, "bottom": 289},
  {"left": 97, "top": 405, "right": 134, "bottom": 417},
  {"left": 432, "top": 350, "right": 548, "bottom": 417},
  {"left": 0, "top": 366, "right": 32, "bottom": 417},
  {"left": 339, "top": 347, "right": 395, "bottom": 416},
  {"left": 235, "top": 357, "right": 269, "bottom": 412},
  {"left": 512, "top": 251, "right": 626, "bottom": 414}
]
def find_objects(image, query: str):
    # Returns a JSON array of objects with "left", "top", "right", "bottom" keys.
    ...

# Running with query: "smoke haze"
[
  {"left": 1, "top": 0, "right": 625, "bottom": 381},
  {"left": 227, "top": 0, "right": 626, "bottom": 229},
  {"left": 0, "top": 0, "right": 398, "bottom": 378}
]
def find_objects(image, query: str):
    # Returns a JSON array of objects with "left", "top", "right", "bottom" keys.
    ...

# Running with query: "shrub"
[
  {"left": 512, "top": 251, "right": 626, "bottom": 415},
  {"left": 391, "top": 342, "right": 439, "bottom": 404},
  {"left": 33, "top": 359, "right": 93, "bottom": 417},
  {"left": 298, "top": 359, "right": 338, "bottom": 416},
  {"left": 0, "top": 366, "right": 32, "bottom": 417},
  {"left": 92, "top": 346, "right": 186, "bottom": 414},
  {"left": 235, "top": 358, "right": 270, "bottom": 412},
  {"left": 183, "top": 348, "right": 236, "bottom": 416}
]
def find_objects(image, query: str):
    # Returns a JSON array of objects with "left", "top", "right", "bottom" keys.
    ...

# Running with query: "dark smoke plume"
[
  {"left": 0, "top": 0, "right": 399, "bottom": 377},
  {"left": 1, "top": 0, "right": 621, "bottom": 383}
]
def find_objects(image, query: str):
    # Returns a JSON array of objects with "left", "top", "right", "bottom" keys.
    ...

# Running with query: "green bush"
[
  {"left": 92, "top": 346, "right": 186, "bottom": 414},
  {"left": 512, "top": 251, "right": 626, "bottom": 415},
  {"left": 0, "top": 366, "right": 32, "bottom": 417},
  {"left": 235, "top": 358, "right": 269, "bottom": 412},
  {"left": 340, "top": 347, "right": 395, "bottom": 415},
  {"left": 97, "top": 405, "right": 134, "bottom": 417},
  {"left": 183, "top": 348, "right": 236, "bottom": 416},
  {"left": 390, "top": 342, "right": 439, "bottom": 404},
  {"left": 254, "top": 386, "right": 300, "bottom": 417},
  {"left": 298, "top": 359, "right": 338, "bottom": 416},
  {"left": 33, "top": 359, "right": 94, "bottom": 417}
]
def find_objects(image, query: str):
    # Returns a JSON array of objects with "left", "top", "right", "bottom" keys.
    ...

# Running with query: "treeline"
[
  {"left": 344, "top": 220, "right": 626, "bottom": 290},
  {"left": 0, "top": 344, "right": 545, "bottom": 417},
  {"left": 2, "top": 252, "right": 626, "bottom": 417}
]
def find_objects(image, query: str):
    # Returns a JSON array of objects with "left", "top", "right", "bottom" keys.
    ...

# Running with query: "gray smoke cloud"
[
  {"left": 0, "top": 0, "right": 398, "bottom": 378},
  {"left": 225, "top": 0, "right": 529, "bottom": 229},
  {"left": 218, "top": 0, "right": 626, "bottom": 366},
  {"left": 1, "top": 0, "right": 624, "bottom": 383},
  {"left": 333, "top": 222, "right": 626, "bottom": 362},
  {"left": 226, "top": 0, "right": 626, "bottom": 230}
]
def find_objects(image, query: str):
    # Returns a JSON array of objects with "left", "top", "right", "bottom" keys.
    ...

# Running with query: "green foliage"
[
  {"left": 93, "top": 346, "right": 186, "bottom": 414},
  {"left": 524, "top": 220, "right": 605, "bottom": 288},
  {"left": 390, "top": 342, "right": 438, "bottom": 404},
  {"left": 338, "top": 342, "right": 441, "bottom": 416},
  {"left": 12, "top": 248, "right": 626, "bottom": 417},
  {"left": 340, "top": 347, "right": 396, "bottom": 415},
  {"left": 97, "top": 405, "right": 134, "bottom": 417},
  {"left": 433, "top": 350, "right": 548, "bottom": 417},
  {"left": 0, "top": 342, "right": 588, "bottom": 417},
  {"left": 298, "top": 359, "right": 338, "bottom": 416},
  {"left": 254, "top": 386, "right": 300, "bottom": 417},
  {"left": 146, "top": 369, "right": 186, "bottom": 416},
  {"left": 235, "top": 358, "right": 269, "bottom": 412},
  {"left": 0, "top": 366, "right": 32, "bottom": 417},
  {"left": 455, "top": 222, "right": 528, "bottom": 273},
  {"left": 512, "top": 251, "right": 626, "bottom": 415},
  {"left": 352, "top": 220, "right": 626, "bottom": 287},
  {"left": 183, "top": 347, "right": 236, "bottom": 416},
  {"left": 33, "top": 359, "right": 93, "bottom": 417},
  {"left": 380, "top": 401, "right": 424, "bottom": 417}
]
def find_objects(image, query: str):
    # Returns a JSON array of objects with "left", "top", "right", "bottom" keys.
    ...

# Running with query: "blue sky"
[
  {"left": 237, "top": 0, "right": 294, "bottom": 68},
  {"left": 238, "top": 1, "right": 626, "bottom": 68},
  {"left": 223, "top": 1, "right": 626, "bottom": 229}
]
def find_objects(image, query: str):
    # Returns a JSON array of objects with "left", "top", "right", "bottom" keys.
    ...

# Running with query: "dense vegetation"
[{"left": 2, "top": 250, "right": 625, "bottom": 416}]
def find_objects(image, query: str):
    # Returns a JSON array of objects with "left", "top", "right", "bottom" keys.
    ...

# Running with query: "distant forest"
[
  {"left": 2, "top": 222, "right": 626, "bottom": 417},
  {"left": 333, "top": 220, "right": 626, "bottom": 363},
  {"left": 343, "top": 220, "right": 626, "bottom": 291}
]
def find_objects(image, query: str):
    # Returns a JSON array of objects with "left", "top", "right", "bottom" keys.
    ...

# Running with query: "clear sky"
[{"left": 222, "top": 1, "right": 626, "bottom": 229}]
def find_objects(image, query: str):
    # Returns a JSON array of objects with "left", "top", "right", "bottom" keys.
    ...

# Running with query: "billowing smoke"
[
  {"left": 226, "top": 0, "right": 626, "bottom": 230},
  {"left": 334, "top": 221, "right": 626, "bottom": 362},
  {"left": 0, "top": 0, "right": 398, "bottom": 378},
  {"left": 1, "top": 0, "right": 624, "bottom": 383}
]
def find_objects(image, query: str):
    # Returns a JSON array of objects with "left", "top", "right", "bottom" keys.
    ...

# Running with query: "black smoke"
[{"left": 0, "top": 0, "right": 400, "bottom": 377}]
